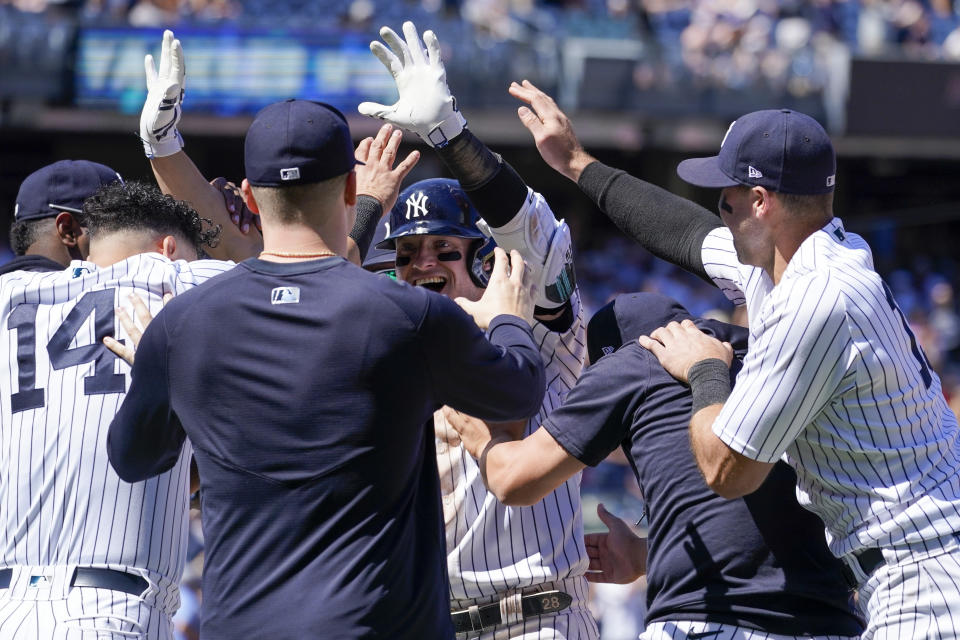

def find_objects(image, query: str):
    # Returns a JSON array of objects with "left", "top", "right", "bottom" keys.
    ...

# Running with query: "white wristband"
[
  {"left": 143, "top": 130, "right": 184, "bottom": 159},
  {"left": 425, "top": 110, "right": 467, "bottom": 148}
]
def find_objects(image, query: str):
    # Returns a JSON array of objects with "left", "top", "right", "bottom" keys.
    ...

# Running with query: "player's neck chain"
[{"left": 259, "top": 250, "right": 339, "bottom": 259}]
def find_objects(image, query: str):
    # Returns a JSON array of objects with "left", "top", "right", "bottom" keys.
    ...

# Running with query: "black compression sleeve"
[
  {"left": 348, "top": 195, "right": 383, "bottom": 261},
  {"left": 687, "top": 358, "right": 732, "bottom": 415},
  {"left": 577, "top": 161, "right": 721, "bottom": 284},
  {"left": 436, "top": 130, "right": 528, "bottom": 228}
]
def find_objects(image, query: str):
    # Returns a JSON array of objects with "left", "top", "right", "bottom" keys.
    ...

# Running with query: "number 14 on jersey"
[{"left": 8, "top": 288, "right": 125, "bottom": 413}]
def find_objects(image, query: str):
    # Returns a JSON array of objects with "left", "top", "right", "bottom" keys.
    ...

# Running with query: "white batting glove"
[
  {"left": 140, "top": 30, "right": 185, "bottom": 158},
  {"left": 358, "top": 21, "right": 466, "bottom": 148}
]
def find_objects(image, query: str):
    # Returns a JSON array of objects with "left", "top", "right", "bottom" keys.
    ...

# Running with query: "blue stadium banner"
[{"left": 76, "top": 27, "right": 398, "bottom": 115}]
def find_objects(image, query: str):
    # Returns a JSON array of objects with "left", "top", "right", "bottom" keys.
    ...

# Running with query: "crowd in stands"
[{"left": 5, "top": 0, "right": 960, "bottom": 102}]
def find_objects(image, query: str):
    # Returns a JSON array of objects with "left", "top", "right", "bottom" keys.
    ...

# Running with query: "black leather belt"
[
  {"left": 841, "top": 547, "right": 884, "bottom": 588},
  {"left": 451, "top": 590, "right": 572, "bottom": 634},
  {"left": 0, "top": 567, "right": 147, "bottom": 597}
]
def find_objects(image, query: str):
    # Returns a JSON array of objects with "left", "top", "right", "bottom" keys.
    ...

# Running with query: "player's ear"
[
  {"left": 344, "top": 170, "right": 358, "bottom": 207},
  {"left": 240, "top": 179, "right": 260, "bottom": 215},
  {"left": 160, "top": 235, "right": 178, "bottom": 259},
  {"left": 751, "top": 186, "right": 769, "bottom": 219},
  {"left": 55, "top": 212, "right": 84, "bottom": 247}
]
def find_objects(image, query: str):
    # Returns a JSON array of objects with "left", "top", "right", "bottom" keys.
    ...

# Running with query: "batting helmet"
[{"left": 376, "top": 178, "right": 496, "bottom": 287}]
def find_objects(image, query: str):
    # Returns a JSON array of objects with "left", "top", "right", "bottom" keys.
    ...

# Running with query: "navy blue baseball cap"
[
  {"left": 244, "top": 99, "right": 362, "bottom": 187},
  {"left": 587, "top": 292, "right": 693, "bottom": 364},
  {"left": 677, "top": 109, "right": 836, "bottom": 195},
  {"left": 15, "top": 160, "right": 123, "bottom": 222}
]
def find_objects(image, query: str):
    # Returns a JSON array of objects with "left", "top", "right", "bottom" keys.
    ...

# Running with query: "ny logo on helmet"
[{"left": 405, "top": 192, "right": 429, "bottom": 220}]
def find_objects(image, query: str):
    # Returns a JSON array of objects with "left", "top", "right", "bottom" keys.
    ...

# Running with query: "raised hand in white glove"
[
  {"left": 358, "top": 21, "right": 466, "bottom": 148},
  {"left": 140, "top": 29, "right": 185, "bottom": 158}
]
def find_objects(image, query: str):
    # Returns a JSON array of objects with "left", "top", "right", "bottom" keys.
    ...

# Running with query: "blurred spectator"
[
  {"left": 127, "top": 0, "right": 179, "bottom": 27},
  {"left": 11, "top": 0, "right": 960, "bottom": 107}
]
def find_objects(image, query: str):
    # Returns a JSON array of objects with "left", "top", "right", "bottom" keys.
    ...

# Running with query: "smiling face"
[{"left": 395, "top": 234, "right": 485, "bottom": 302}]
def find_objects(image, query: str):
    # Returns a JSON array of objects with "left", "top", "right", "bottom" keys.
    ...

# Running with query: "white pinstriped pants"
[
  {"left": 854, "top": 544, "right": 960, "bottom": 640},
  {"left": 0, "top": 566, "right": 177, "bottom": 639},
  {"left": 453, "top": 576, "right": 599, "bottom": 640},
  {"left": 0, "top": 588, "right": 173, "bottom": 639},
  {"left": 640, "top": 620, "right": 859, "bottom": 640}
]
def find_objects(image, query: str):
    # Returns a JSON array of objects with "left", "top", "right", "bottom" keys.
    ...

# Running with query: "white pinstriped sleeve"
[
  {"left": 170, "top": 258, "right": 235, "bottom": 293},
  {"left": 701, "top": 227, "right": 754, "bottom": 306},
  {"left": 712, "top": 271, "right": 853, "bottom": 463}
]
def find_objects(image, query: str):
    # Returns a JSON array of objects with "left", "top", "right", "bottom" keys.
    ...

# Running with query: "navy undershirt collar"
[{"left": 240, "top": 256, "right": 344, "bottom": 276}]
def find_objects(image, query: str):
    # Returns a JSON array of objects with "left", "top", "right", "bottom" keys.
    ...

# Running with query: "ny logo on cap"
[
  {"left": 826, "top": 175, "right": 836, "bottom": 187},
  {"left": 405, "top": 192, "right": 429, "bottom": 220},
  {"left": 280, "top": 167, "right": 301, "bottom": 181},
  {"left": 271, "top": 287, "right": 301, "bottom": 304}
]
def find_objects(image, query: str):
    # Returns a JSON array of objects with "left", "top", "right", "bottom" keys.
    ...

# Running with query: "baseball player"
[
  {"left": 445, "top": 291, "right": 865, "bottom": 639},
  {"left": 106, "top": 93, "right": 548, "bottom": 639},
  {"left": 0, "top": 180, "right": 239, "bottom": 638},
  {"left": 513, "top": 81, "right": 960, "bottom": 639},
  {"left": 361, "top": 22, "right": 596, "bottom": 639},
  {"left": 2, "top": 160, "right": 122, "bottom": 276}
]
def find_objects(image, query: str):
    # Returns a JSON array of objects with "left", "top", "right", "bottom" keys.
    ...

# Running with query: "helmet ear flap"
[{"left": 469, "top": 237, "right": 497, "bottom": 288}]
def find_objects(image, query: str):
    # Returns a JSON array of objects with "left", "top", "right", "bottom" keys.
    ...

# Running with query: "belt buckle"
[
  {"left": 467, "top": 605, "right": 482, "bottom": 632},
  {"left": 452, "top": 588, "right": 573, "bottom": 635}
]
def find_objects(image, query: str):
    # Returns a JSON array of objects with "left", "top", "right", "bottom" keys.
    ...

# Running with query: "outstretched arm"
[
  {"left": 360, "top": 22, "right": 576, "bottom": 314},
  {"left": 510, "top": 80, "right": 721, "bottom": 283},
  {"left": 426, "top": 248, "right": 547, "bottom": 420},
  {"left": 443, "top": 407, "right": 585, "bottom": 506},
  {"left": 139, "top": 30, "right": 261, "bottom": 262}
]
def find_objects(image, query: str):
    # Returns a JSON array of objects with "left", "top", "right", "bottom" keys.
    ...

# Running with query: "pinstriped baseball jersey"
[
  {"left": 434, "top": 287, "right": 588, "bottom": 602},
  {"left": 701, "top": 219, "right": 960, "bottom": 557},
  {"left": 0, "top": 254, "right": 232, "bottom": 587}
]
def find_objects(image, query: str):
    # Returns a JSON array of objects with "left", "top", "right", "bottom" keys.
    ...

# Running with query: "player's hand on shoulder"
[
  {"left": 140, "top": 30, "right": 186, "bottom": 159},
  {"left": 103, "top": 292, "right": 174, "bottom": 365},
  {"left": 358, "top": 21, "right": 466, "bottom": 148},
  {"left": 638, "top": 319, "right": 733, "bottom": 383},
  {"left": 456, "top": 248, "right": 535, "bottom": 329},
  {"left": 584, "top": 503, "right": 647, "bottom": 584},
  {"left": 509, "top": 80, "right": 596, "bottom": 183},
  {"left": 211, "top": 177, "right": 261, "bottom": 235},
  {"left": 355, "top": 123, "right": 420, "bottom": 213}
]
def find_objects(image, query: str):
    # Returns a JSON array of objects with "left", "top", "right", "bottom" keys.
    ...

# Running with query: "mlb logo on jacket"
[{"left": 271, "top": 287, "right": 301, "bottom": 304}]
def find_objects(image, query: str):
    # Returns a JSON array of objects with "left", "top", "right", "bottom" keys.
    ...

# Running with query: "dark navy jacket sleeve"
[
  {"left": 577, "top": 161, "right": 720, "bottom": 283},
  {"left": 542, "top": 349, "right": 648, "bottom": 466},
  {"left": 419, "top": 293, "right": 545, "bottom": 420},
  {"left": 107, "top": 310, "right": 187, "bottom": 482}
]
